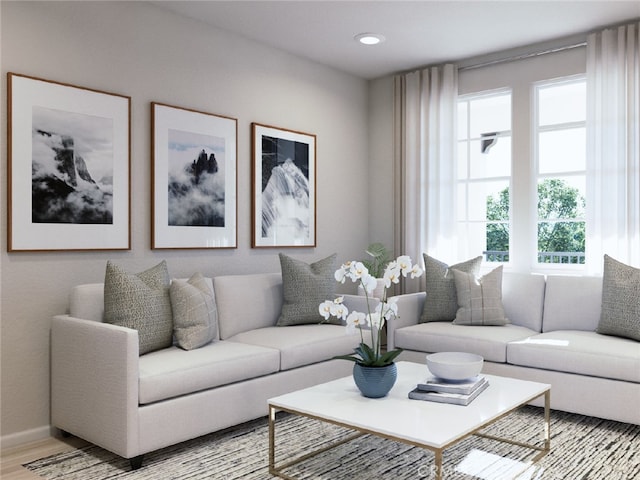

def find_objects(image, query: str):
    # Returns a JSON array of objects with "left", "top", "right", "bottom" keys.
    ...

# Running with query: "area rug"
[{"left": 24, "top": 406, "right": 639, "bottom": 480}]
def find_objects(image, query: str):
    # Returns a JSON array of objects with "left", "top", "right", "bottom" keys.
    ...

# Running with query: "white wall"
[{"left": 0, "top": 1, "right": 370, "bottom": 446}]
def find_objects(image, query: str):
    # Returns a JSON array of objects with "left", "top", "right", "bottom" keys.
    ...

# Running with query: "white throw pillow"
[
  {"left": 170, "top": 273, "right": 218, "bottom": 350},
  {"left": 452, "top": 266, "right": 508, "bottom": 326}
]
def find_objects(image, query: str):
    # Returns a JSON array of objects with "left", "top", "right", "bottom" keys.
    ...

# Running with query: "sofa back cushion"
[
  {"left": 501, "top": 272, "right": 545, "bottom": 332},
  {"left": 214, "top": 273, "right": 283, "bottom": 339},
  {"left": 69, "top": 283, "right": 105, "bottom": 322},
  {"left": 68, "top": 277, "right": 215, "bottom": 326},
  {"left": 542, "top": 275, "right": 603, "bottom": 332}
]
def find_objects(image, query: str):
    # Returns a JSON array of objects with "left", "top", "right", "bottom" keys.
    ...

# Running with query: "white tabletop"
[{"left": 269, "top": 361, "right": 550, "bottom": 449}]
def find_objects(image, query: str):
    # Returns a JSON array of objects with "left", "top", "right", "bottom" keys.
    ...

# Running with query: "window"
[
  {"left": 457, "top": 75, "right": 587, "bottom": 269},
  {"left": 457, "top": 91, "right": 512, "bottom": 262},
  {"left": 534, "top": 78, "right": 586, "bottom": 264}
]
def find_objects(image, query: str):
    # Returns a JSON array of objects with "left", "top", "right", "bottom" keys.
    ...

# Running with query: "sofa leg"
[{"left": 130, "top": 455, "right": 144, "bottom": 470}]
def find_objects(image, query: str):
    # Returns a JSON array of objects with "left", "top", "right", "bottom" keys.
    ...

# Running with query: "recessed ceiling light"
[{"left": 355, "top": 33, "right": 385, "bottom": 46}]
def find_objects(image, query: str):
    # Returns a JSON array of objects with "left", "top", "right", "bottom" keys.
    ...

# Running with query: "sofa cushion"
[
  {"left": 501, "top": 272, "right": 545, "bottom": 332},
  {"left": 420, "top": 254, "right": 483, "bottom": 323},
  {"left": 227, "top": 324, "right": 361, "bottom": 371},
  {"left": 542, "top": 275, "right": 603, "bottom": 332},
  {"left": 138, "top": 341, "right": 280, "bottom": 404},
  {"left": 597, "top": 255, "right": 640, "bottom": 341},
  {"left": 104, "top": 260, "right": 173, "bottom": 355},
  {"left": 452, "top": 266, "right": 507, "bottom": 326},
  {"left": 170, "top": 273, "right": 218, "bottom": 350},
  {"left": 507, "top": 330, "right": 640, "bottom": 383},
  {"left": 277, "top": 253, "right": 339, "bottom": 326},
  {"left": 394, "top": 322, "right": 536, "bottom": 363},
  {"left": 214, "top": 273, "right": 283, "bottom": 339}
]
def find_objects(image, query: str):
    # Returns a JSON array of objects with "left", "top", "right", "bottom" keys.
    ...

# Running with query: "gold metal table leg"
[{"left": 434, "top": 449, "right": 443, "bottom": 480}]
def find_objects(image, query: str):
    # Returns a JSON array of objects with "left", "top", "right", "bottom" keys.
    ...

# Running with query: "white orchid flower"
[
  {"left": 318, "top": 300, "right": 334, "bottom": 320},
  {"left": 409, "top": 264, "right": 424, "bottom": 278},
  {"left": 368, "top": 312, "right": 382, "bottom": 329},
  {"left": 383, "top": 265, "right": 401, "bottom": 288},
  {"left": 334, "top": 268, "right": 347, "bottom": 283},
  {"left": 396, "top": 255, "right": 413, "bottom": 275},
  {"left": 331, "top": 302, "right": 349, "bottom": 320},
  {"left": 380, "top": 298, "right": 399, "bottom": 320},
  {"left": 361, "top": 273, "right": 378, "bottom": 293},
  {"left": 346, "top": 311, "right": 367, "bottom": 335},
  {"left": 348, "top": 261, "right": 368, "bottom": 280}
]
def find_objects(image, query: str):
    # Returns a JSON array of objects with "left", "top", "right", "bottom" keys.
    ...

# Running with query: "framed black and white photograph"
[
  {"left": 151, "top": 102, "right": 237, "bottom": 249},
  {"left": 7, "top": 73, "right": 131, "bottom": 251},
  {"left": 251, "top": 123, "right": 316, "bottom": 248}
]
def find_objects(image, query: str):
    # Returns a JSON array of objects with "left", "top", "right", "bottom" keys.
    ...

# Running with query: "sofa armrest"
[
  {"left": 51, "top": 315, "right": 140, "bottom": 458},
  {"left": 386, "top": 292, "right": 426, "bottom": 350},
  {"left": 341, "top": 293, "right": 380, "bottom": 314}
]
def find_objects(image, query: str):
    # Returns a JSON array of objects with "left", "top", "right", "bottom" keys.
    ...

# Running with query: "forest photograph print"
[
  {"left": 8, "top": 73, "right": 131, "bottom": 251},
  {"left": 152, "top": 103, "right": 237, "bottom": 249},
  {"left": 252, "top": 123, "right": 316, "bottom": 248}
]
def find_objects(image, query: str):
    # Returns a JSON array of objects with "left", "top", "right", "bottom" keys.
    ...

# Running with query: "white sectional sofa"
[
  {"left": 388, "top": 272, "right": 640, "bottom": 425},
  {"left": 51, "top": 272, "right": 364, "bottom": 469}
]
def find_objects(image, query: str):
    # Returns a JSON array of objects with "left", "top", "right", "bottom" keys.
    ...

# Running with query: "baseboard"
[{"left": 1, "top": 425, "right": 54, "bottom": 451}]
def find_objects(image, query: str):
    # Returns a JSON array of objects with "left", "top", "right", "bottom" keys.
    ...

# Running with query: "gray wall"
[{"left": 0, "top": 1, "right": 371, "bottom": 445}]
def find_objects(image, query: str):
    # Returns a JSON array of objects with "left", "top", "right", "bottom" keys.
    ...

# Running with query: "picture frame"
[
  {"left": 7, "top": 72, "right": 131, "bottom": 252},
  {"left": 251, "top": 123, "right": 316, "bottom": 248},
  {"left": 151, "top": 102, "right": 237, "bottom": 249}
]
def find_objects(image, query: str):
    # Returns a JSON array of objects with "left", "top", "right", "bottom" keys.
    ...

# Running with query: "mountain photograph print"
[
  {"left": 151, "top": 103, "right": 237, "bottom": 249},
  {"left": 31, "top": 106, "right": 114, "bottom": 225},
  {"left": 251, "top": 123, "right": 316, "bottom": 248},
  {"left": 8, "top": 73, "right": 131, "bottom": 252},
  {"left": 167, "top": 129, "right": 226, "bottom": 228}
]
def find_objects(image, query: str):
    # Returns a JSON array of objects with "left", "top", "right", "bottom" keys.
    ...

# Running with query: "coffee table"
[{"left": 268, "top": 361, "right": 550, "bottom": 480}]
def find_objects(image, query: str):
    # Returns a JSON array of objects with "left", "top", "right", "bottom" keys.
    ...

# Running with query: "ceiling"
[{"left": 154, "top": 1, "right": 640, "bottom": 79}]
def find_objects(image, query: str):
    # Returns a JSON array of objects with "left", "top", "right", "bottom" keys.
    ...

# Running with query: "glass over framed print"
[
  {"left": 251, "top": 123, "right": 316, "bottom": 248},
  {"left": 7, "top": 73, "right": 131, "bottom": 251},
  {"left": 151, "top": 102, "right": 237, "bottom": 249}
]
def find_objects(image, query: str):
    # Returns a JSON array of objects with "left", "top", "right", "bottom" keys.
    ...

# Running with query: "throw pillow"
[
  {"left": 277, "top": 253, "right": 339, "bottom": 326},
  {"left": 420, "top": 254, "right": 483, "bottom": 322},
  {"left": 104, "top": 260, "right": 173, "bottom": 355},
  {"left": 596, "top": 255, "right": 640, "bottom": 341},
  {"left": 452, "top": 266, "right": 508, "bottom": 326},
  {"left": 170, "top": 272, "right": 218, "bottom": 350}
]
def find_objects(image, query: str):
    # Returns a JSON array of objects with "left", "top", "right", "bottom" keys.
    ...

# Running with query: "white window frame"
[
  {"left": 531, "top": 74, "right": 587, "bottom": 273},
  {"left": 457, "top": 88, "right": 513, "bottom": 265}
]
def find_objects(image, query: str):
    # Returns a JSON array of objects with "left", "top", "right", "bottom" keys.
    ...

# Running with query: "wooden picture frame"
[
  {"left": 7, "top": 73, "right": 131, "bottom": 251},
  {"left": 251, "top": 123, "right": 316, "bottom": 248},
  {"left": 151, "top": 102, "right": 237, "bottom": 249}
]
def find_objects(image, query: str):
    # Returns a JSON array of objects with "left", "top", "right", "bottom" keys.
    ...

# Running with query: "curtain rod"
[{"left": 459, "top": 41, "right": 587, "bottom": 72}]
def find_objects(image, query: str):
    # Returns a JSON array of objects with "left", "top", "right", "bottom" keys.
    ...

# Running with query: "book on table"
[
  {"left": 408, "top": 378, "right": 489, "bottom": 406},
  {"left": 417, "top": 375, "right": 487, "bottom": 395}
]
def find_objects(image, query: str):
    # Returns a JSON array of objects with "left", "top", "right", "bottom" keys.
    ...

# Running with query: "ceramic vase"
[{"left": 352, "top": 362, "right": 397, "bottom": 398}]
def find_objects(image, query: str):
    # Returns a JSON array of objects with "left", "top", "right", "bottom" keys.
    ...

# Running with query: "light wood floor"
[{"left": 1, "top": 436, "right": 88, "bottom": 479}]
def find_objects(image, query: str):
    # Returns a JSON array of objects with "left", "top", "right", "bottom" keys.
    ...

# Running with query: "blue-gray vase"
[{"left": 353, "top": 363, "right": 397, "bottom": 398}]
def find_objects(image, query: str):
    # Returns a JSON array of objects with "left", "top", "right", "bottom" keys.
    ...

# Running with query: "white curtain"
[
  {"left": 586, "top": 22, "right": 640, "bottom": 274},
  {"left": 393, "top": 65, "right": 458, "bottom": 292}
]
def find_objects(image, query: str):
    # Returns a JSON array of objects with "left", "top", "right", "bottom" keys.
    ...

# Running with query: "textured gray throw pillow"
[
  {"left": 277, "top": 253, "right": 339, "bottom": 326},
  {"left": 597, "top": 255, "right": 640, "bottom": 341},
  {"left": 420, "top": 254, "right": 483, "bottom": 323},
  {"left": 104, "top": 260, "right": 173, "bottom": 355},
  {"left": 452, "top": 266, "right": 508, "bottom": 326},
  {"left": 170, "top": 272, "right": 218, "bottom": 350}
]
